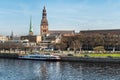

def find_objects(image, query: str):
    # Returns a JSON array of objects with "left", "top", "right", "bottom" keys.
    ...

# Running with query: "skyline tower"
[
  {"left": 29, "top": 17, "right": 33, "bottom": 36},
  {"left": 10, "top": 31, "right": 14, "bottom": 40},
  {"left": 40, "top": 6, "right": 49, "bottom": 40}
]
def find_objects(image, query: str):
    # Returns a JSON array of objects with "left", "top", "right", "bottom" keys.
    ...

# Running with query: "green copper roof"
[{"left": 29, "top": 17, "right": 33, "bottom": 32}]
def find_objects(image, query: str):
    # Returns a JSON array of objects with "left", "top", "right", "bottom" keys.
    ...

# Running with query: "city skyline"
[{"left": 0, "top": 0, "right": 120, "bottom": 36}]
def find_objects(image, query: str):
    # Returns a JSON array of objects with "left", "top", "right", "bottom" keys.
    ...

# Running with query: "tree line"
[{"left": 54, "top": 33, "right": 120, "bottom": 51}]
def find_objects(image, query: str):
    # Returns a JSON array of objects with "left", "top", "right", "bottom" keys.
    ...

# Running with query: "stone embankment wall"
[
  {"left": 61, "top": 56, "right": 120, "bottom": 63},
  {"left": 0, "top": 53, "right": 19, "bottom": 59}
]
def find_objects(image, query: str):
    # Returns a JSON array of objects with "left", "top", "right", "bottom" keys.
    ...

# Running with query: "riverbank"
[
  {"left": 0, "top": 53, "right": 19, "bottom": 59},
  {"left": 61, "top": 56, "right": 120, "bottom": 63},
  {"left": 0, "top": 53, "right": 120, "bottom": 63}
]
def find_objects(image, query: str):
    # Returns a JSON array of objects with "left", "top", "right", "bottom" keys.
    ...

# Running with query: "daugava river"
[{"left": 0, "top": 59, "right": 120, "bottom": 80}]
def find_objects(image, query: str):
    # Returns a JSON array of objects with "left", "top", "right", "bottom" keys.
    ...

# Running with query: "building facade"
[
  {"left": 21, "top": 35, "right": 41, "bottom": 43},
  {"left": 0, "top": 35, "right": 8, "bottom": 42}
]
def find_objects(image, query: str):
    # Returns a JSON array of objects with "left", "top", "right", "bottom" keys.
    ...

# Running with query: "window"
[{"left": 43, "top": 30, "right": 46, "bottom": 32}]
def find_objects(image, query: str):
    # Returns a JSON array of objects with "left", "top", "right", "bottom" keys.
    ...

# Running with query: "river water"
[{"left": 0, "top": 59, "right": 120, "bottom": 80}]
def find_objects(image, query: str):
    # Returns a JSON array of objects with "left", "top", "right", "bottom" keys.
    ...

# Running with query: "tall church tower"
[
  {"left": 40, "top": 6, "right": 48, "bottom": 40},
  {"left": 10, "top": 31, "right": 14, "bottom": 40},
  {"left": 29, "top": 17, "right": 33, "bottom": 36}
]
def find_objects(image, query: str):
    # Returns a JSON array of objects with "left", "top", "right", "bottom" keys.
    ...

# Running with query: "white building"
[{"left": 0, "top": 35, "right": 8, "bottom": 42}]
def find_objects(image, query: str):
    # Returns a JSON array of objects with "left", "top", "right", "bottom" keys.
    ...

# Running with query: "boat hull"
[{"left": 18, "top": 55, "right": 61, "bottom": 61}]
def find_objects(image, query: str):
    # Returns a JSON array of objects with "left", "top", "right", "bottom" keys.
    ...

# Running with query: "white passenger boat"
[{"left": 19, "top": 53, "right": 61, "bottom": 61}]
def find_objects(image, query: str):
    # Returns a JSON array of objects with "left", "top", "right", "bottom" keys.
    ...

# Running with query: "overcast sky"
[{"left": 0, "top": 0, "right": 120, "bottom": 36}]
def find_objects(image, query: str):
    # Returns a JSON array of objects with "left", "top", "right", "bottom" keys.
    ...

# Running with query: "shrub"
[
  {"left": 93, "top": 46, "right": 105, "bottom": 51},
  {"left": 67, "top": 54, "right": 73, "bottom": 56},
  {"left": 84, "top": 55, "right": 89, "bottom": 57}
]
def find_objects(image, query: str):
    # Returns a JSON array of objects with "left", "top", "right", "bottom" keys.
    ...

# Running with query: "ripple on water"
[{"left": 0, "top": 59, "right": 120, "bottom": 80}]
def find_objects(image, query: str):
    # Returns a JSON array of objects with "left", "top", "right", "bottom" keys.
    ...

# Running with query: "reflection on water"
[
  {"left": 0, "top": 59, "right": 120, "bottom": 80},
  {"left": 81, "top": 63, "right": 120, "bottom": 80}
]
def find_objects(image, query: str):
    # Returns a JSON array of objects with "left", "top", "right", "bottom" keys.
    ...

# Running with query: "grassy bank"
[{"left": 75, "top": 53, "right": 120, "bottom": 58}]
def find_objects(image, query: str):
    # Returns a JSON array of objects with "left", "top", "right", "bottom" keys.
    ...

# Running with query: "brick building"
[{"left": 40, "top": 6, "right": 75, "bottom": 43}]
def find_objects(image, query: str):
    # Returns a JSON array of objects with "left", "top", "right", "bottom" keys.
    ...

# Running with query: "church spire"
[
  {"left": 10, "top": 31, "right": 14, "bottom": 40},
  {"left": 29, "top": 16, "right": 33, "bottom": 35},
  {"left": 43, "top": 6, "right": 46, "bottom": 18}
]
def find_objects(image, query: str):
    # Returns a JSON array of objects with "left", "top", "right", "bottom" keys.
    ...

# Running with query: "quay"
[
  {"left": 60, "top": 56, "right": 120, "bottom": 63},
  {"left": 0, "top": 53, "right": 19, "bottom": 59},
  {"left": 0, "top": 53, "right": 120, "bottom": 63}
]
